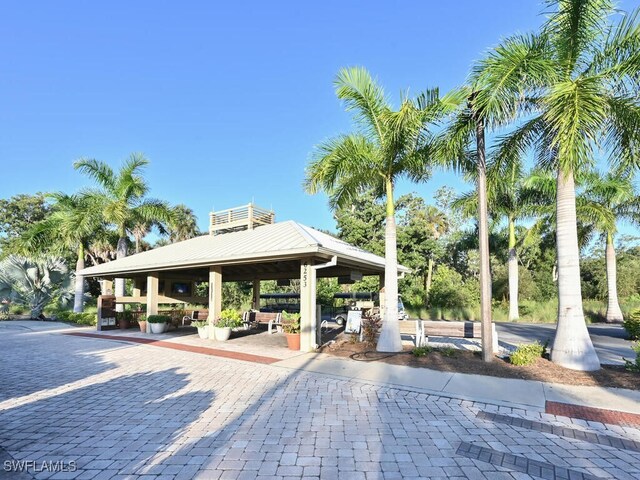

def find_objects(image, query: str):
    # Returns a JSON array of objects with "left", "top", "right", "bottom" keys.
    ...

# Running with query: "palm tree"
[
  {"left": 17, "top": 192, "right": 103, "bottom": 312},
  {"left": 583, "top": 170, "right": 639, "bottom": 323},
  {"left": 305, "top": 66, "right": 442, "bottom": 352},
  {"left": 74, "top": 153, "right": 174, "bottom": 308},
  {"left": 452, "top": 161, "right": 531, "bottom": 321},
  {"left": 169, "top": 204, "right": 200, "bottom": 242},
  {"left": 421, "top": 205, "right": 449, "bottom": 298},
  {"left": 488, "top": 0, "right": 640, "bottom": 370}
]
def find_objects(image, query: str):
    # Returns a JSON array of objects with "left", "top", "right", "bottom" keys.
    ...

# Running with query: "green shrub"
[
  {"left": 147, "top": 315, "right": 171, "bottom": 324},
  {"left": 412, "top": 345, "right": 433, "bottom": 357},
  {"left": 68, "top": 312, "right": 97, "bottom": 326},
  {"left": 510, "top": 342, "right": 545, "bottom": 366},
  {"left": 216, "top": 309, "right": 242, "bottom": 328},
  {"left": 361, "top": 312, "right": 381, "bottom": 346},
  {"left": 437, "top": 346, "right": 458, "bottom": 357},
  {"left": 191, "top": 320, "right": 208, "bottom": 328},
  {"left": 9, "top": 305, "right": 25, "bottom": 315},
  {"left": 624, "top": 309, "right": 640, "bottom": 340},
  {"left": 624, "top": 342, "right": 640, "bottom": 372}
]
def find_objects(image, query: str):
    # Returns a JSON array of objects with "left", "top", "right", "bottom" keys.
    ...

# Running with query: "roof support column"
[
  {"left": 300, "top": 259, "right": 316, "bottom": 352},
  {"left": 100, "top": 279, "right": 113, "bottom": 296},
  {"left": 146, "top": 273, "right": 159, "bottom": 333},
  {"left": 132, "top": 278, "right": 142, "bottom": 299},
  {"left": 252, "top": 279, "right": 260, "bottom": 310},
  {"left": 208, "top": 266, "right": 222, "bottom": 338}
]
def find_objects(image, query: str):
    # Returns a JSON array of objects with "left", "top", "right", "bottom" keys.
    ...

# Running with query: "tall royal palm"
[
  {"left": 490, "top": 0, "right": 640, "bottom": 370},
  {"left": 75, "top": 154, "right": 174, "bottom": 308},
  {"left": 305, "top": 67, "right": 441, "bottom": 352},
  {"left": 452, "top": 161, "right": 531, "bottom": 321},
  {"left": 18, "top": 193, "right": 103, "bottom": 313},
  {"left": 583, "top": 170, "right": 639, "bottom": 323}
]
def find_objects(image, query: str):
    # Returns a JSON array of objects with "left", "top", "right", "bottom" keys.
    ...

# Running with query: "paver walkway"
[{"left": 1, "top": 321, "right": 639, "bottom": 479}]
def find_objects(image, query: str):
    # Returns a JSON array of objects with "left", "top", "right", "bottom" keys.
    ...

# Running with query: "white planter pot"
[
  {"left": 214, "top": 326, "right": 232, "bottom": 341},
  {"left": 150, "top": 322, "right": 166, "bottom": 334},
  {"left": 197, "top": 326, "right": 209, "bottom": 339}
]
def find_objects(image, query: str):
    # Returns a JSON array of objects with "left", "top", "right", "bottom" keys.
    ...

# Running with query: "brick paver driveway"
[{"left": 1, "top": 322, "right": 639, "bottom": 480}]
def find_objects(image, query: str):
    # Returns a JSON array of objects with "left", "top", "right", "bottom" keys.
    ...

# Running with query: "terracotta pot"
[
  {"left": 138, "top": 320, "right": 147, "bottom": 333},
  {"left": 285, "top": 333, "right": 300, "bottom": 350}
]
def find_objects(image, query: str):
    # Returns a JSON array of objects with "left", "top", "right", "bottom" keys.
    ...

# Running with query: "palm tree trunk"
[
  {"left": 73, "top": 244, "right": 85, "bottom": 313},
  {"left": 605, "top": 232, "right": 623, "bottom": 323},
  {"left": 552, "top": 169, "right": 600, "bottom": 371},
  {"left": 475, "top": 116, "right": 493, "bottom": 362},
  {"left": 508, "top": 217, "right": 519, "bottom": 321},
  {"left": 426, "top": 257, "right": 434, "bottom": 297},
  {"left": 376, "top": 178, "right": 402, "bottom": 352},
  {"left": 115, "top": 234, "right": 127, "bottom": 313}
]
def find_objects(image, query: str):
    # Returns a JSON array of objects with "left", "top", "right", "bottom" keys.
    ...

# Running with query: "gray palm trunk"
[
  {"left": 114, "top": 236, "right": 127, "bottom": 313},
  {"left": 605, "top": 232, "right": 624, "bottom": 323},
  {"left": 551, "top": 170, "right": 600, "bottom": 371},
  {"left": 377, "top": 214, "right": 402, "bottom": 352},
  {"left": 73, "top": 247, "right": 85, "bottom": 313},
  {"left": 508, "top": 218, "right": 519, "bottom": 321},
  {"left": 475, "top": 116, "right": 493, "bottom": 362}
]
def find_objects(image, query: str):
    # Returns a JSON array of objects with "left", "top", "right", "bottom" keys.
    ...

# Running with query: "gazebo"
[{"left": 79, "top": 204, "right": 409, "bottom": 351}]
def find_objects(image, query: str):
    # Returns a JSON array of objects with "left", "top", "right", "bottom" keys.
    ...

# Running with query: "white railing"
[{"left": 209, "top": 203, "right": 275, "bottom": 234}]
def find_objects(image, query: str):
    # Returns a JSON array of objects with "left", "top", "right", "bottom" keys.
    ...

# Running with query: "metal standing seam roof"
[{"left": 78, "top": 220, "right": 410, "bottom": 277}]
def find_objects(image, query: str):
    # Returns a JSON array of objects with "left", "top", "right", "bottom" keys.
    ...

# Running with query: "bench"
[
  {"left": 182, "top": 310, "right": 209, "bottom": 327},
  {"left": 242, "top": 311, "right": 282, "bottom": 334},
  {"left": 419, "top": 320, "right": 498, "bottom": 352}
]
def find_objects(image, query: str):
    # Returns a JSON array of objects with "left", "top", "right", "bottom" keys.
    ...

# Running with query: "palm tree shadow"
[{"left": 0, "top": 368, "right": 215, "bottom": 477}]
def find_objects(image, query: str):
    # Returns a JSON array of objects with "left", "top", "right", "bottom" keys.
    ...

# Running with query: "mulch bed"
[{"left": 319, "top": 337, "right": 639, "bottom": 391}]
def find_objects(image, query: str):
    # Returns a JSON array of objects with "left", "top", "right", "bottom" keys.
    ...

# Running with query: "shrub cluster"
[
  {"left": 361, "top": 312, "right": 381, "bottom": 347},
  {"left": 146, "top": 315, "right": 171, "bottom": 324},
  {"left": 624, "top": 309, "right": 640, "bottom": 340},
  {"left": 54, "top": 310, "right": 97, "bottom": 325},
  {"left": 510, "top": 342, "right": 545, "bottom": 366},
  {"left": 624, "top": 342, "right": 640, "bottom": 373}
]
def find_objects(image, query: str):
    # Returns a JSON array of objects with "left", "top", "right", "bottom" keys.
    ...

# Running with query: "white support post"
[
  {"left": 209, "top": 266, "right": 222, "bottom": 338},
  {"left": 101, "top": 279, "right": 113, "bottom": 296},
  {"left": 300, "top": 259, "right": 316, "bottom": 352},
  {"left": 146, "top": 273, "right": 159, "bottom": 333}
]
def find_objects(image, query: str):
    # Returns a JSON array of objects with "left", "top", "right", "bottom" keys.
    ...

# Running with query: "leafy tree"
[
  {"left": 0, "top": 255, "right": 73, "bottom": 318},
  {"left": 0, "top": 193, "right": 50, "bottom": 252},
  {"left": 305, "top": 67, "right": 442, "bottom": 352},
  {"left": 168, "top": 204, "right": 201, "bottom": 242},
  {"left": 74, "top": 153, "right": 174, "bottom": 309}
]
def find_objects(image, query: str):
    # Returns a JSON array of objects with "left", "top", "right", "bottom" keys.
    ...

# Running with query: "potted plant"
[
  {"left": 147, "top": 314, "right": 171, "bottom": 334},
  {"left": 191, "top": 320, "right": 209, "bottom": 339},
  {"left": 214, "top": 309, "right": 242, "bottom": 341},
  {"left": 137, "top": 313, "right": 147, "bottom": 333},
  {"left": 282, "top": 311, "right": 301, "bottom": 350},
  {"left": 117, "top": 310, "right": 131, "bottom": 330}
]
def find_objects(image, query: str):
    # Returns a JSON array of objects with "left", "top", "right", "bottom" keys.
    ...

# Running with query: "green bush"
[
  {"left": 429, "top": 266, "right": 479, "bottom": 309},
  {"left": 216, "top": 309, "right": 242, "bottom": 328},
  {"left": 191, "top": 320, "right": 208, "bottom": 328},
  {"left": 68, "top": 312, "right": 97, "bottom": 326},
  {"left": 147, "top": 315, "right": 171, "bottom": 324},
  {"left": 510, "top": 342, "right": 545, "bottom": 366},
  {"left": 624, "top": 342, "right": 640, "bottom": 372},
  {"left": 624, "top": 309, "right": 640, "bottom": 340},
  {"left": 412, "top": 346, "right": 433, "bottom": 357}
]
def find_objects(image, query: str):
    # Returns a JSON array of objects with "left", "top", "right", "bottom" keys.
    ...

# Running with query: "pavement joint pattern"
[
  {"left": 476, "top": 411, "right": 640, "bottom": 453},
  {"left": 456, "top": 441, "right": 604, "bottom": 480},
  {"left": 1, "top": 324, "right": 640, "bottom": 479}
]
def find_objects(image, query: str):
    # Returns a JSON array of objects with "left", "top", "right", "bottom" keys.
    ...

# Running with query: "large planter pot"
[
  {"left": 214, "top": 326, "right": 232, "bottom": 341},
  {"left": 119, "top": 318, "right": 130, "bottom": 330},
  {"left": 150, "top": 322, "right": 166, "bottom": 334},
  {"left": 197, "top": 326, "right": 209, "bottom": 339},
  {"left": 285, "top": 333, "right": 301, "bottom": 351},
  {"left": 138, "top": 320, "right": 147, "bottom": 333}
]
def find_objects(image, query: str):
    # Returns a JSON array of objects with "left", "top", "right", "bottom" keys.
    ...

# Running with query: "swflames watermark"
[{"left": 3, "top": 459, "right": 77, "bottom": 473}]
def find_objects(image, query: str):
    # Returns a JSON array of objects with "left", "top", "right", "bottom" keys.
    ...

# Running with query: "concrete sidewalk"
[{"left": 273, "top": 352, "right": 640, "bottom": 415}]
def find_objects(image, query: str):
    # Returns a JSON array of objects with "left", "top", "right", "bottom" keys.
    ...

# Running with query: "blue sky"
[{"left": 1, "top": 1, "right": 636, "bottom": 235}]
